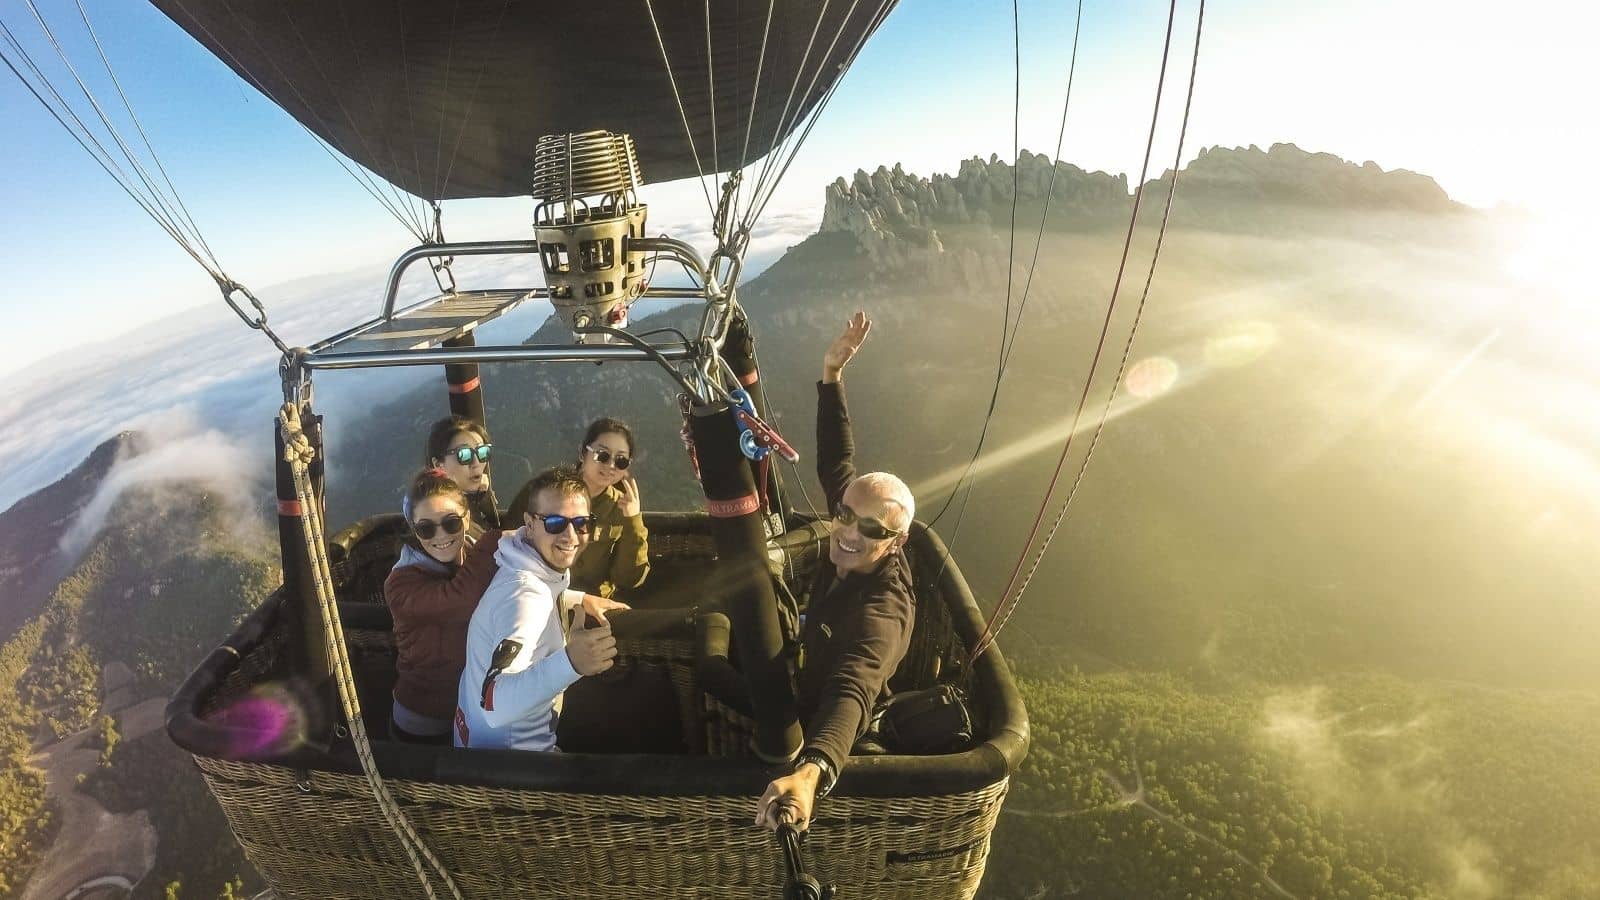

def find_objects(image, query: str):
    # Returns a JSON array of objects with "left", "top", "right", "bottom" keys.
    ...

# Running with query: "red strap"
[
  {"left": 448, "top": 376, "right": 481, "bottom": 394},
  {"left": 756, "top": 455, "right": 771, "bottom": 512},
  {"left": 707, "top": 493, "right": 760, "bottom": 518},
  {"left": 277, "top": 499, "right": 303, "bottom": 516},
  {"left": 738, "top": 369, "right": 759, "bottom": 386}
]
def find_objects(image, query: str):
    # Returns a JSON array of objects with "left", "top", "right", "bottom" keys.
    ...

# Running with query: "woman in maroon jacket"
[{"left": 385, "top": 469, "right": 502, "bottom": 744}]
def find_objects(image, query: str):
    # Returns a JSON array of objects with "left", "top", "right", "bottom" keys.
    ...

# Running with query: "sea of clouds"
[{"left": 0, "top": 210, "right": 819, "bottom": 522}]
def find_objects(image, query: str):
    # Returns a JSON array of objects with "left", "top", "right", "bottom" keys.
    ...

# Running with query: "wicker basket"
[{"left": 168, "top": 515, "right": 1027, "bottom": 900}]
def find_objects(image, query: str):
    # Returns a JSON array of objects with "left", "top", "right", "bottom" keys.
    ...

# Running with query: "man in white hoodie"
[{"left": 454, "top": 466, "right": 627, "bottom": 751}]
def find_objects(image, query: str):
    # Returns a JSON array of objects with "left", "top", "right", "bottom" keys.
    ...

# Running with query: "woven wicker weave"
[
  {"left": 197, "top": 751, "right": 1005, "bottom": 900},
  {"left": 172, "top": 514, "right": 1023, "bottom": 900}
]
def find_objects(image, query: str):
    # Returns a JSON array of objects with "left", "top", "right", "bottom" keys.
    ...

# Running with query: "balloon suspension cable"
[
  {"left": 923, "top": 0, "right": 1084, "bottom": 609},
  {"left": 640, "top": 0, "right": 717, "bottom": 216},
  {"left": 279, "top": 354, "right": 313, "bottom": 408},
  {"left": 277, "top": 403, "right": 464, "bottom": 900},
  {"left": 970, "top": 0, "right": 1203, "bottom": 666},
  {"left": 713, "top": 170, "right": 744, "bottom": 249},
  {"left": 0, "top": 2, "right": 305, "bottom": 371},
  {"left": 710, "top": 173, "right": 753, "bottom": 295},
  {"left": 740, "top": 0, "right": 896, "bottom": 231}
]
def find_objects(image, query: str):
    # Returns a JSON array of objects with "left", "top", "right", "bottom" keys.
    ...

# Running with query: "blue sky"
[{"left": 2, "top": 0, "right": 1594, "bottom": 376}]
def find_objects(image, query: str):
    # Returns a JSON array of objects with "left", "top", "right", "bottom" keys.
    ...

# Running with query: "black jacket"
[{"left": 797, "top": 381, "right": 915, "bottom": 774}]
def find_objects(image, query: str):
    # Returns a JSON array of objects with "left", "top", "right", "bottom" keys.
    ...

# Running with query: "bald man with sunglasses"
[{"left": 756, "top": 310, "right": 917, "bottom": 833}]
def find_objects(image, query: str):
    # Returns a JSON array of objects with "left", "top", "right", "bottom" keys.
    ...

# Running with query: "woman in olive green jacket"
[{"left": 508, "top": 418, "right": 649, "bottom": 600}]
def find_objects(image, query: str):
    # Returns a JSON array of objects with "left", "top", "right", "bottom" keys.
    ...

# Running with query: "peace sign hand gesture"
[{"left": 616, "top": 476, "right": 642, "bottom": 518}]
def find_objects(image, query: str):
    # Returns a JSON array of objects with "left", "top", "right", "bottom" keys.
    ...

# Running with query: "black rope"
[
  {"left": 1000, "top": 0, "right": 1084, "bottom": 375},
  {"left": 924, "top": 0, "right": 1025, "bottom": 533},
  {"left": 972, "top": 0, "right": 1202, "bottom": 663},
  {"left": 978, "top": 0, "right": 1205, "bottom": 659},
  {"left": 923, "top": 0, "right": 1085, "bottom": 609}
]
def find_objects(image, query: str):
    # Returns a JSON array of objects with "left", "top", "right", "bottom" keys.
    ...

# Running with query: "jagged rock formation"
[
  {"left": 1158, "top": 142, "right": 1461, "bottom": 214},
  {"left": 821, "top": 151, "right": 1128, "bottom": 268},
  {"left": 820, "top": 143, "right": 1466, "bottom": 266}
]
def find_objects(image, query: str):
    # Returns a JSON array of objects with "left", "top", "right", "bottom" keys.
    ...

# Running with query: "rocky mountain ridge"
[{"left": 820, "top": 142, "right": 1465, "bottom": 266}]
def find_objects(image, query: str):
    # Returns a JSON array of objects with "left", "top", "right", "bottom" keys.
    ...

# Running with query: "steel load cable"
[
  {"left": 741, "top": 0, "right": 841, "bottom": 221},
  {"left": 334, "top": 0, "right": 430, "bottom": 233},
  {"left": 427, "top": 0, "right": 461, "bottom": 204},
  {"left": 68, "top": 0, "right": 222, "bottom": 270},
  {"left": 642, "top": 0, "right": 718, "bottom": 217},
  {"left": 1, "top": 7, "right": 226, "bottom": 282},
  {"left": 436, "top": 0, "right": 513, "bottom": 202},
  {"left": 739, "top": 0, "right": 895, "bottom": 232},
  {"left": 20, "top": 0, "right": 218, "bottom": 270},
  {"left": 273, "top": 2, "right": 433, "bottom": 240},
  {"left": 971, "top": 0, "right": 1205, "bottom": 665},
  {"left": 168, "top": 0, "right": 434, "bottom": 243},
  {"left": 705, "top": 0, "right": 720, "bottom": 207},
  {"left": 0, "top": 30, "right": 218, "bottom": 282},
  {"left": 2, "top": 2, "right": 301, "bottom": 360}
]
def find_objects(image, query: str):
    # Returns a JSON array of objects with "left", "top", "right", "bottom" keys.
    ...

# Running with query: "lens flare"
[
  {"left": 207, "top": 682, "right": 311, "bottom": 759},
  {"left": 1205, "top": 320, "right": 1278, "bottom": 368},
  {"left": 1125, "top": 356, "right": 1180, "bottom": 399}
]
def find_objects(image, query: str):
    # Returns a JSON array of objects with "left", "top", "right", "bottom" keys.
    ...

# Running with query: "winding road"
[{"left": 1003, "top": 729, "right": 1297, "bottom": 899}]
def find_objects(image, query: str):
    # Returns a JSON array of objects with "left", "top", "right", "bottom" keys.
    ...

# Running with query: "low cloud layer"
[
  {"left": 57, "top": 408, "right": 263, "bottom": 556},
  {"left": 1261, "top": 687, "right": 1498, "bottom": 900},
  {"left": 0, "top": 213, "right": 821, "bottom": 518}
]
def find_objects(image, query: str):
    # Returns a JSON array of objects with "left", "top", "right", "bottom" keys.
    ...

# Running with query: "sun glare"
[{"left": 1499, "top": 218, "right": 1588, "bottom": 297}]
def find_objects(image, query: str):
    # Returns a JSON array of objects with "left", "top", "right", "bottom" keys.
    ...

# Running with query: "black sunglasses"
[
  {"left": 531, "top": 512, "right": 593, "bottom": 535},
  {"left": 449, "top": 443, "right": 493, "bottom": 465},
  {"left": 412, "top": 513, "right": 465, "bottom": 540},
  {"left": 584, "top": 445, "right": 631, "bottom": 470},
  {"left": 833, "top": 502, "right": 901, "bottom": 541}
]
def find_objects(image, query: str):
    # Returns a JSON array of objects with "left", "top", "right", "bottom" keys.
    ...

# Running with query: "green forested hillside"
[
  {"left": 0, "top": 483, "right": 275, "bottom": 899},
  {"left": 983, "top": 673, "right": 1600, "bottom": 898}
]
